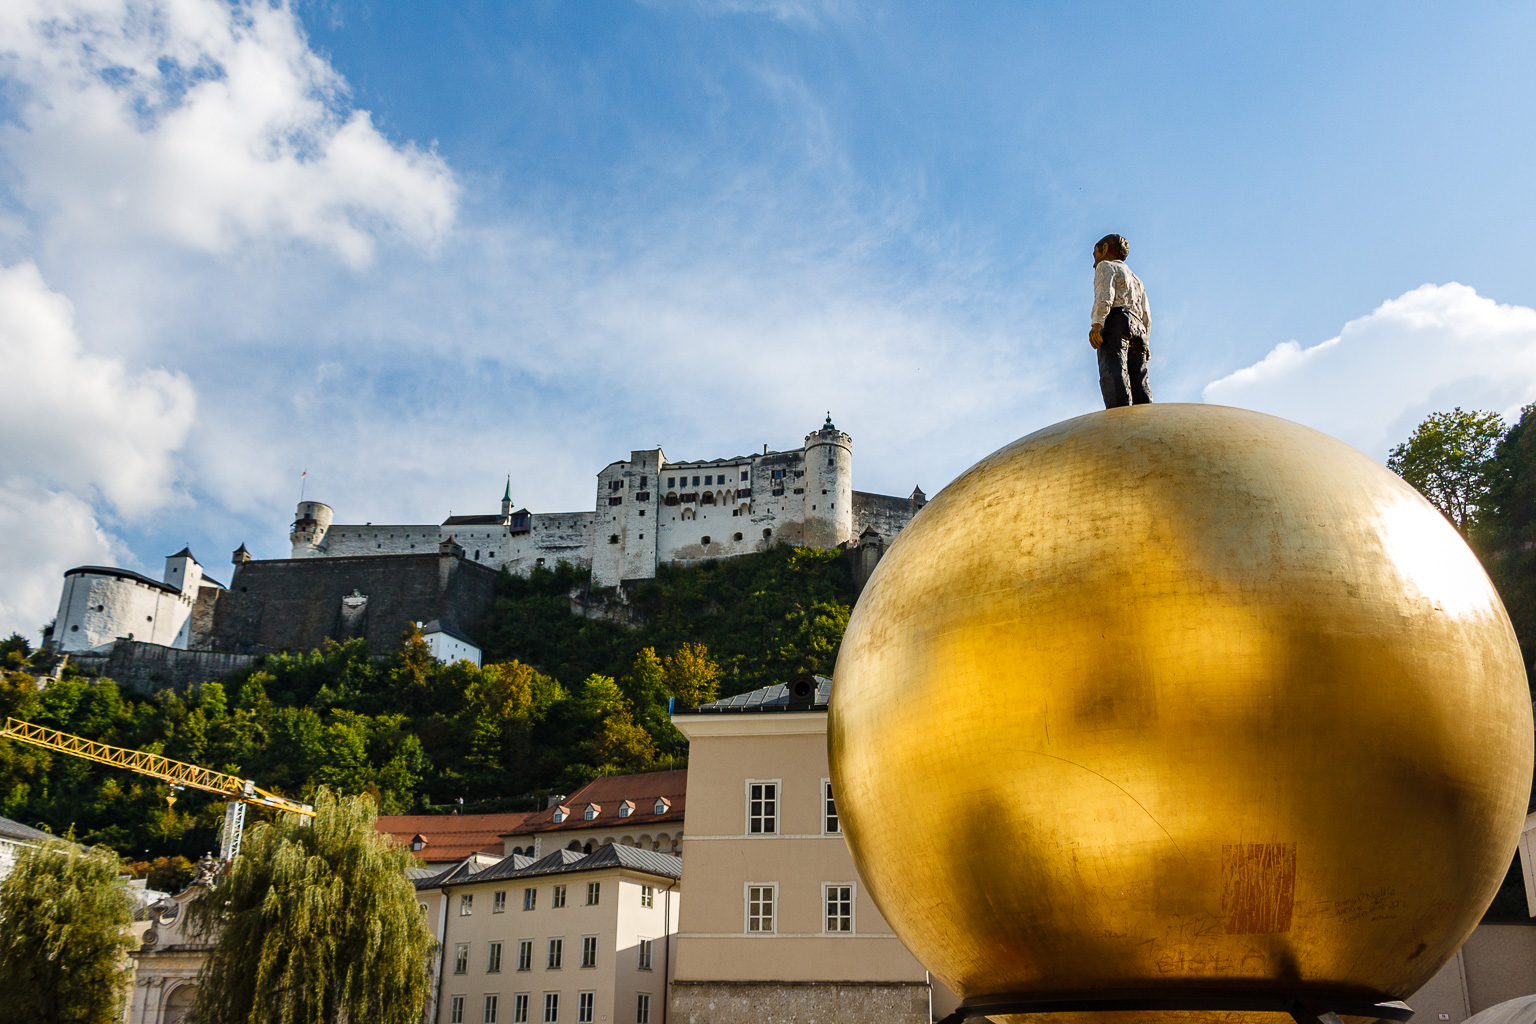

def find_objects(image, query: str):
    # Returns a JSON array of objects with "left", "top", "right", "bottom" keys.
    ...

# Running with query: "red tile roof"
[
  {"left": 508, "top": 770, "right": 687, "bottom": 836},
  {"left": 375, "top": 812, "right": 531, "bottom": 862}
]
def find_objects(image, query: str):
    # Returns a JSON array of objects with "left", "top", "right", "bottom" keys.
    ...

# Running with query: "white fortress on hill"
[{"left": 291, "top": 416, "right": 927, "bottom": 588}]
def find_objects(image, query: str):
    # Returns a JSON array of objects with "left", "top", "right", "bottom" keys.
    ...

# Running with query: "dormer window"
[
  {"left": 410, "top": 833, "right": 427, "bottom": 852},
  {"left": 618, "top": 800, "right": 635, "bottom": 818},
  {"left": 654, "top": 797, "right": 670, "bottom": 815},
  {"left": 584, "top": 803, "right": 600, "bottom": 821},
  {"left": 552, "top": 806, "right": 569, "bottom": 823}
]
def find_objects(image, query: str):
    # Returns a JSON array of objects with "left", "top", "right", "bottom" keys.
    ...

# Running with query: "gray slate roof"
[
  {"left": 0, "top": 815, "right": 54, "bottom": 844},
  {"left": 684, "top": 675, "right": 832, "bottom": 714},
  {"left": 423, "top": 845, "right": 682, "bottom": 888}
]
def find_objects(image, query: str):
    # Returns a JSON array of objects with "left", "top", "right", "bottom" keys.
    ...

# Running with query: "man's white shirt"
[{"left": 1091, "top": 259, "right": 1151, "bottom": 340}]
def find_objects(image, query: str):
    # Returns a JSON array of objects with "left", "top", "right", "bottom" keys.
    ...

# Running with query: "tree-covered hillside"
[{"left": 0, "top": 543, "right": 857, "bottom": 861}]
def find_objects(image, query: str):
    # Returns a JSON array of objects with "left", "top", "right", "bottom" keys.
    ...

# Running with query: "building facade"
[
  {"left": 422, "top": 845, "right": 681, "bottom": 1024},
  {"left": 289, "top": 417, "right": 926, "bottom": 588},
  {"left": 506, "top": 771, "right": 687, "bottom": 859},
  {"left": 50, "top": 548, "right": 223, "bottom": 654},
  {"left": 668, "top": 677, "right": 953, "bottom": 1024}
]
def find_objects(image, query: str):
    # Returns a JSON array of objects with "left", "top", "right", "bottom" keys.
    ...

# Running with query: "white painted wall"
[
  {"left": 425, "top": 631, "right": 482, "bottom": 667},
  {"left": 53, "top": 571, "right": 193, "bottom": 654}
]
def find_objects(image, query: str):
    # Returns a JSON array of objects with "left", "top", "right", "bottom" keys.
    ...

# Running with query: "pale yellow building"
[
  {"left": 669, "top": 675, "right": 954, "bottom": 1024},
  {"left": 423, "top": 844, "right": 681, "bottom": 1024}
]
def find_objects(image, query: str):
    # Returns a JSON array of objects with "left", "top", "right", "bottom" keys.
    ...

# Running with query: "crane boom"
[{"left": 0, "top": 717, "right": 313, "bottom": 818}]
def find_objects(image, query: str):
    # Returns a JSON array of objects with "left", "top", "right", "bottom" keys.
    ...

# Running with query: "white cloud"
[
  {"left": 0, "top": 0, "right": 458, "bottom": 266},
  {"left": 0, "top": 261, "right": 196, "bottom": 516},
  {"left": 0, "top": 261, "right": 195, "bottom": 637},
  {"left": 1203, "top": 283, "right": 1536, "bottom": 458},
  {"left": 0, "top": 484, "right": 126, "bottom": 642}
]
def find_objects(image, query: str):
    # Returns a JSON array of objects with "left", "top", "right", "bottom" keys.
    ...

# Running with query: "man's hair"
[{"left": 1095, "top": 234, "right": 1129, "bottom": 260}]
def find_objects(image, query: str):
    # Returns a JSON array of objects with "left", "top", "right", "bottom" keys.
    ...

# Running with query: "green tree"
[
  {"left": 0, "top": 839, "right": 136, "bottom": 1024},
  {"left": 1387, "top": 407, "right": 1506, "bottom": 533},
  {"left": 1475, "top": 403, "right": 1536, "bottom": 685},
  {"left": 663, "top": 642, "right": 721, "bottom": 709},
  {"left": 189, "top": 788, "right": 434, "bottom": 1024}
]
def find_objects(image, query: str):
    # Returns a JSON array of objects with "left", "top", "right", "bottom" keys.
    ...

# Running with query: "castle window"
[
  {"left": 147, "top": 615, "right": 153, "bottom": 622},
  {"left": 667, "top": 477, "right": 675, "bottom": 488},
  {"left": 742, "top": 472, "right": 749, "bottom": 480},
  {"left": 611, "top": 480, "right": 623, "bottom": 490},
  {"left": 664, "top": 494, "right": 678, "bottom": 506},
  {"left": 811, "top": 505, "right": 815, "bottom": 510},
  {"left": 609, "top": 535, "right": 619, "bottom": 544},
  {"left": 692, "top": 476, "right": 700, "bottom": 486},
  {"left": 772, "top": 470, "right": 784, "bottom": 479},
  {"left": 609, "top": 497, "right": 622, "bottom": 506},
  {"left": 639, "top": 476, "right": 648, "bottom": 488},
  {"left": 638, "top": 510, "right": 645, "bottom": 517},
  {"left": 701, "top": 536, "right": 711, "bottom": 545},
  {"left": 731, "top": 509, "right": 738, "bottom": 516},
  {"left": 733, "top": 533, "right": 743, "bottom": 541},
  {"left": 70, "top": 625, "right": 79, "bottom": 632},
  {"left": 763, "top": 528, "right": 772, "bottom": 539},
  {"left": 794, "top": 488, "right": 805, "bottom": 495},
  {"left": 636, "top": 492, "right": 649, "bottom": 502},
  {"left": 475, "top": 550, "right": 481, "bottom": 560},
  {"left": 701, "top": 493, "right": 715, "bottom": 505},
  {"left": 772, "top": 488, "right": 784, "bottom": 496},
  {"left": 97, "top": 604, "right": 104, "bottom": 611},
  {"left": 704, "top": 475, "right": 713, "bottom": 485}
]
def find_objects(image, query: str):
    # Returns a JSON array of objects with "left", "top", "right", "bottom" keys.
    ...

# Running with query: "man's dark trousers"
[{"left": 1098, "top": 306, "right": 1152, "bottom": 409}]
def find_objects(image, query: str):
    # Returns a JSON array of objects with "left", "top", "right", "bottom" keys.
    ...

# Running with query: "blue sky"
[{"left": 2, "top": 0, "right": 1535, "bottom": 637}]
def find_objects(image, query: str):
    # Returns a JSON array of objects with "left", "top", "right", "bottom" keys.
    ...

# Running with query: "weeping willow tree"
[
  {"left": 189, "top": 788, "right": 435, "bottom": 1024},
  {"left": 0, "top": 839, "right": 136, "bottom": 1024}
]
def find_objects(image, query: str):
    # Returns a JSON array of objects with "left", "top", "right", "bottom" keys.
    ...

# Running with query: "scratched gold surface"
[{"left": 829, "top": 404, "right": 1533, "bottom": 1024}]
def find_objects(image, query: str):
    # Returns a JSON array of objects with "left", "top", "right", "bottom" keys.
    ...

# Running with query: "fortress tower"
[
  {"left": 290, "top": 501, "right": 334, "bottom": 557},
  {"left": 802, "top": 413, "right": 853, "bottom": 549}
]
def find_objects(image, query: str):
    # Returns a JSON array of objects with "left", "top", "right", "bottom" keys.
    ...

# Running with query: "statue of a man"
[{"left": 1088, "top": 234, "right": 1152, "bottom": 408}]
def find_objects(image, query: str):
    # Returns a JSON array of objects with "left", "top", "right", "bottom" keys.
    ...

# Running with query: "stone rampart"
[{"left": 205, "top": 551, "right": 499, "bottom": 656}]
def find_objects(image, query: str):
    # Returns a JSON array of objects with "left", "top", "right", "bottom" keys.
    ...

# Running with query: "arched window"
[
  {"left": 701, "top": 492, "right": 716, "bottom": 505},
  {"left": 567, "top": 840, "right": 582, "bottom": 851}
]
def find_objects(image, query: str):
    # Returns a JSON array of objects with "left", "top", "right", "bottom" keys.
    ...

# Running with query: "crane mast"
[{"left": 0, "top": 716, "right": 313, "bottom": 861}]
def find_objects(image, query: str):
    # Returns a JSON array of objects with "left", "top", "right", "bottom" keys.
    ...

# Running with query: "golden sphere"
[{"left": 829, "top": 404, "right": 1532, "bottom": 1021}]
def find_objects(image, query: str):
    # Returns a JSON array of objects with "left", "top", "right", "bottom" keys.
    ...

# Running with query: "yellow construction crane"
[{"left": 0, "top": 716, "right": 313, "bottom": 862}]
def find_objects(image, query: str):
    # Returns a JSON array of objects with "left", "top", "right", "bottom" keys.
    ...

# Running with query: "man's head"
[{"left": 1094, "top": 234, "right": 1129, "bottom": 265}]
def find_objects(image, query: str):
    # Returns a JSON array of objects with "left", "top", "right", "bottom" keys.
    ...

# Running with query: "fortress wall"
[
  {"left": 206, "top": 552, "right": 500, "bottom": 655},
  {"left": 318, "top": 524, "right": 439, "bottom": 557},
  {"left": 54, "top": 573, "right": 192, "bottom": 654},
  {"left": 852, "top": 491, "right": 924, "bottom": 542},
  {"left": 657, "top": 449, "right": 809, "bottom": 568},
  {"left": 95, "top": 640, "right": 257, "bottom": 695}
]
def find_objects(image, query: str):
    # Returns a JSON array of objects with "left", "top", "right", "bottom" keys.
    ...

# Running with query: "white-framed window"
[
  {"left": 747, "top": 780, "right": 778, "bottom": 834},
  {"left": 825, "top": 883, "right": 855, "bottom": 933},
  {"left": 454, "top": 943, "right": 470, "bottom": 974},
  {"left": 586, "top": 881, "right": 600, "bottom": 905},
  {"left": 547, "top": 937, "right": 564, "bottom": 969},
  {"left": 746, "top": 883, "right": 777, "bottom": 933},
  {"left": 450, "top": 995, "right": 465, "bottom": 1024},
  {"left": 580, "top": 935, "right": 598, "bottom": 968},
  {"left": 544, "top": 992, "right": 560, "bottom": 1023},
  {"left": 484, "top": 993, "right": 500, "bottom": 1024},
  {"left": 636, "top": 993, "right": 651, "bottom": 1024},
  {"left": 578, "top": 991, "right": 596, "bottom": 1024},
  {"left": 494, "top": 890, "right": 507, "bottom": 913},
  {"left": 487, "top": 941, "right": 504, "bottom": 972},
  {"left": 513, "top": 994, "right": 530, "bottom": 1024},
  {"left": 517, "top": 939, "right": 533, "bottom": 972},
  {"left": 640, "top": 885, "right": 654, "bottom": 908},
  {"left": 523, "top": 887, "right": 537, "bottom": 911},
  {"left": 654, "top": 797, "right": 669, "bottom": 814},
  {"left": 584, "top": 803, "right": 600, "bottom": 820},
  {"left": 552, "top": 885, "right": 567, "bottom": 908},
  {"left": 637, "top": 938, "right": 653, "bottom": 971},
  {"left": 460, "top": 894, "right": 474, "bottom": 916},
  {"left": 823, "top": 779, "right": 839, "bottom": 834}
]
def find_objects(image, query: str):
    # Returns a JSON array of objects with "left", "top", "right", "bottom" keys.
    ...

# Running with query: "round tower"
[
  {"left": 290, "top": 501, "right": 333, "bottom": 557},
  {"left": 803, "top": 413, "right": 853, "bottom": 548}
]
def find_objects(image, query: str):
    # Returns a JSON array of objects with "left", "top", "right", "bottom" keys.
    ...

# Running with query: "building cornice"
[{"left": 670, "top": 712, "right": 827, "bottom": 739}]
